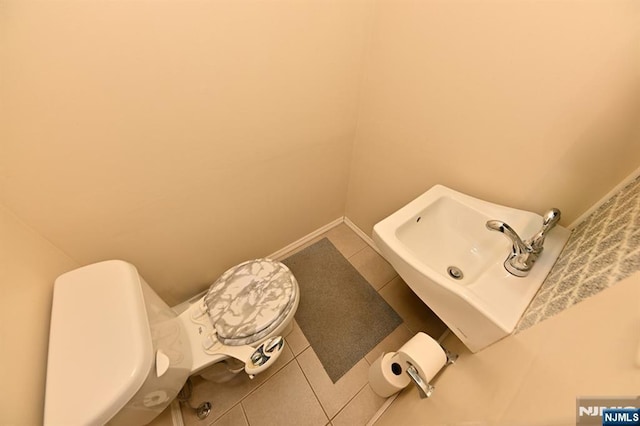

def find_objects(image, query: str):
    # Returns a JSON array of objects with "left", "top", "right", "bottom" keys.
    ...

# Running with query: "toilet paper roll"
[
  {"left": 368, "top": 352, "right": 411, "bottom": 397},
  {"left": 397, "top": 332, "right": 447, "bottom": 383}
]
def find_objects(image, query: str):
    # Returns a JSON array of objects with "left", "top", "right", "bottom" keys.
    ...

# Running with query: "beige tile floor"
[{"left": 151, "top": 223, "right": 448, "bottom": 426}]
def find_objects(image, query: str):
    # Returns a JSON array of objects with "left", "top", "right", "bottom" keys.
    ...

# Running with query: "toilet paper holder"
[{"left": 406, "top": 347, "right": 458, "bottom": 399}]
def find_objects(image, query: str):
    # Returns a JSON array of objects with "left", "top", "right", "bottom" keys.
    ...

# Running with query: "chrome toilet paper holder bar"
[
  {"left": 406, "top": 346, "right": 458, "bottom": 399},
  {"left": 443, "top": 347, "right": 459, "bottom": 365}
]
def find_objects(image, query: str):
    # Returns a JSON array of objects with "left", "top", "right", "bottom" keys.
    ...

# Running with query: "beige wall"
[
  {"left": 0, "top": 205, "right": 78, "bottom": 425},
  {"left": 3, "top": 0, "right": 640, "bottom": 303},
  {"left": 377, "top": 271, "right": 640, "bottom": 426},
  {"left": 346, "top": 0, "right": 640, "bottom": 235},
  {"left": 0, "top": 0, "right": 369, "bottom": 305}
]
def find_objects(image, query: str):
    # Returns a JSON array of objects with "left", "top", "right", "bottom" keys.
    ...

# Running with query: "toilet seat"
[{"left": 203, "top": 259, "right": 297, "bottom": 346}]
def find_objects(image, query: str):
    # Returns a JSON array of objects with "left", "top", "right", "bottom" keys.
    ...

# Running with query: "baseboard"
[
  {"left": 366, "top": 392, "right": 399, "bottom": 426},
  {"left": 268, "top": 217, "right": 344, "bottom": 260},
  {"left": 568, "top": 165, "right": 640, "bottom": 229},
  {"left": 343, "top": 216, "right": 383, "bottom": 256},
  {"left": 266, "top": 215, "right": 382, "bottom": 260}
]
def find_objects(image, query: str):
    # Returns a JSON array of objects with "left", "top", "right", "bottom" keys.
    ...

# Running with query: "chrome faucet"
[{"left": 486, "top": 208, "right": 561, "bottom": 277}]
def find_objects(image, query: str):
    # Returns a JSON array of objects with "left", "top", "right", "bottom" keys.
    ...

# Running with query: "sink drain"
[{"left": 447, "top": 266, "right": 464, "bottom": 280}]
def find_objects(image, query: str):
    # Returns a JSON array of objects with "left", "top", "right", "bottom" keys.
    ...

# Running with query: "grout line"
[
  {"left": 239, "top": 401, "right": 250, "bottom": 426},
  {"left": 213, "top": 403, "right": 238, "bottom": 425},
  {"left": 343, "top": 216, "right": 383, "bottom": 256},
  {"left": 294, "top": 323, "right": 384, "bottom": 425},
  {"left": 329, "top": 382, "right": 370, "bottom": 422},
  {"left": 346, "top": 243, "right": 368, "bottom": 261},
  {"left": 294, "top": 355, "right": 332, "bottom": 423},
  {"left": 208, "top": 354, "right": 298, "bottom": 425},
  {"left": 216, "top": 402, "right": 245, "bottom": 426},
  {"left": 376, "top": 274, "right": 398, "bottom": 294},
  {"left": 293, "top": 317, "right": 385, "bottom": 424},
  {"left": 366, "top": 393, "right": 398, "bottom": 426},
  {"left": 245, "top": 354, "right": 296, "bottom": 397}
]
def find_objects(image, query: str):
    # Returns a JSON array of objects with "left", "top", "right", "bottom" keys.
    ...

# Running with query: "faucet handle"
[
  {"left": 527, "top": 208, "right": 561, "bottom": 256},
  {"left": 542, "top": 208, "right": 561, "bottom": 229}
]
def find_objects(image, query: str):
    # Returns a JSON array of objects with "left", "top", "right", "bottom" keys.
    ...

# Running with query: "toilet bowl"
[{"left": 44, "top": 259, "right": 299, "bottom": 426}]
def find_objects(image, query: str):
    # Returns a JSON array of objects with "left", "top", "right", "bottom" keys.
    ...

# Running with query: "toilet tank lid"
[{"left": 44, "top": 260, "right": 154, "bottom": 425}]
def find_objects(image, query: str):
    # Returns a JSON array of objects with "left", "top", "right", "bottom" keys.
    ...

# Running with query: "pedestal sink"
[{"left": 373, "top": 185, "right": 570, "bottom": 352}]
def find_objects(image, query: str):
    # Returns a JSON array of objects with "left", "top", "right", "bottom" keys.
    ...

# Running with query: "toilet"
[{"left": 44, "top": 259, "right": 299, "bottom": 425}]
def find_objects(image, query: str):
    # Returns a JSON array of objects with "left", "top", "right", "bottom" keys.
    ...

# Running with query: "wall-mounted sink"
[{"left": 373, "top": 185, "right": 570, "bottom": 352}]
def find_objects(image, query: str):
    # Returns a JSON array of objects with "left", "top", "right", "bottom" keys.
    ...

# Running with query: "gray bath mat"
[{"left": 283, "top": 238, "right": 403, "bottom": 383}]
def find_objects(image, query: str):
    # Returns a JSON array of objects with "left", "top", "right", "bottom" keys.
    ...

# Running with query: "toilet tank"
[{"left": 44, "top": 260, "right": 192, "bottom": 426}]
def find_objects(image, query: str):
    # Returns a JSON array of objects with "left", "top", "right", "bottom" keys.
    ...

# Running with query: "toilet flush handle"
[{"left": 245, "top": 336, "right": 285, "bottom": 378}]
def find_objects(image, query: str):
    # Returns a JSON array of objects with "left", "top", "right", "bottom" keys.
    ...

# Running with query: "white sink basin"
[{"left": 373, "top": 185, "right": 570, "bottom": 352}]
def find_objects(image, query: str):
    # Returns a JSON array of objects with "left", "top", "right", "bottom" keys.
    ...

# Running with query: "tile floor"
[{"left": 151, "top": 223, "right": 448, "bottom": 426}]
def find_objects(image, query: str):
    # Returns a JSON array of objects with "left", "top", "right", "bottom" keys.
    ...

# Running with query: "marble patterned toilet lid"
[{"left": 204, "top": 259, "right": 297, "bottom": 346}]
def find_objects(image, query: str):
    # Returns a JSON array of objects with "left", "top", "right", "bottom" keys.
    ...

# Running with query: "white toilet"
[{"left": 44, "top": 258, "right": 299, "bottom": 425}]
